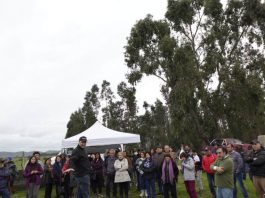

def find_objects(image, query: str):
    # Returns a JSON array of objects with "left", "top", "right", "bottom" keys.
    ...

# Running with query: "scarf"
[{"left": 161, "top": 160, "right": 175, "bottom": 185}]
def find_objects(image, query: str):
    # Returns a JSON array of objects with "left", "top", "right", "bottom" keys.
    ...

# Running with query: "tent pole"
[{"left": 121, "top": 144, "right": 124, "bottom": 151}]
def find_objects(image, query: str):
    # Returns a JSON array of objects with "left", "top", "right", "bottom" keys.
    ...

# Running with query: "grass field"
[{"left": 11, "top": 173, "right": 256, "bottom": 198}]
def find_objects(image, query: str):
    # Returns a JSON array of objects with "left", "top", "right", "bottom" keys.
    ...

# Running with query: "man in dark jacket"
[
  {"left": 152, "top": 146, "right": 164, "bottom": 195},
  {"left": 247, "top": 140, "right": 265, "bottom": 198},
  {"left": 70, "top": 136, "right": 91, "bottom": 198},
  {"left": 104, "top": 149, "right": 117, "bottom": 198},
  {"left": 0, "top": 158, "right": 10, "bottom": 198}
]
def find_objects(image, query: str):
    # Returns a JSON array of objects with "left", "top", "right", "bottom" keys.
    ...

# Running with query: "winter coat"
[
  {"left": 202, "top": 154, "right": 217, "bottom": 174},
  {"left": 23, "top": 163, "right": 43, "bottom": 187},
  {"left": 44, "top": 164, "right": 54, "bottom": 184},
  {"left": 114, "top": 158, "right": 131, "bottom": 183},
  {"left": 229, "top": 151, "right": 243, "bottom": 174},
  {"left": 152, "top": 152, "right": 164, "bottom": 171},
  {"left": 0, "top": 167, "right": 10, "bottom": 189},
  {"left": 210, "top": 155, "right": 234, "bottom": 189},
  {"left": 135, "top": 158, "right": 145, "bottom": 174},
  {"left": 105, "top": 156, "right": 117, "bottom": 175},
  {"left": 161, "top": 159, "right": 179, "bottom": 184},
  {"left": 182, "top": 157, "right": 195, "bottom": 181},
  {"left": 141, "top": 158, "right": 156, "bottom": 180},
  {"left": 53, "top": 162, "right": 62, "bottom": 184},
  {"left": 91, "top": 158, "right": 104, "bottom": 181},
  {"left": 70, "top": 145, "right": 91, "bottom": 177},
  {"left": 247, "top": 148, "right": 265, "bottom": 177}
]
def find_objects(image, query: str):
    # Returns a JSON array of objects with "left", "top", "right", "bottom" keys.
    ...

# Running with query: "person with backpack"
[{"left": 0, "top": 158, "right": 10, "bottom": 198}]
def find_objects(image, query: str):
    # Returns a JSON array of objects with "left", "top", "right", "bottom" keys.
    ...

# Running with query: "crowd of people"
[{"left": 0, "top": 136, "right": 265, "bottom": 198}]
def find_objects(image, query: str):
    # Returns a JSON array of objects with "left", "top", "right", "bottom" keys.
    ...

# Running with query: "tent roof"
[{"left": 61, "top": 121, "right": 140, "bottom": 148}]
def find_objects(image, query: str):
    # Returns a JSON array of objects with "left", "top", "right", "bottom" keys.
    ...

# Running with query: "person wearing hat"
[
  {"left": 246, "top": 140, "right": 265, "bottom": 198},
  {"left": 202, "top": 147, "right": 217, "bottom": 198},
  {"left": 0, "top": 158, "right": 10, "bottom": 198},
  {"left": 69, "top": 136, "right": 91, "bottom": 198}
]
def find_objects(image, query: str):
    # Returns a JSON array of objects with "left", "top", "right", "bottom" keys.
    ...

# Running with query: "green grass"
[{"left": 11, "top": 173, "right": 256, "bottom": 198}]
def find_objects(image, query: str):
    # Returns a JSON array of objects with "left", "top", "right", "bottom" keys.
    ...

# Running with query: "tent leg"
[{"left": 121, "top": 144, "right": 124, "bottom": 151}]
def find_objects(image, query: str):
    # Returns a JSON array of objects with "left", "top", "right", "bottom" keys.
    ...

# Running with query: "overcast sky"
[{"left": 0, "top": 0, "right": 167, "bottom": 152}]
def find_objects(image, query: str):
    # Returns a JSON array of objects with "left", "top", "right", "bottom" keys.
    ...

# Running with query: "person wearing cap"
[
  {"left": 202, "top": 147, "right": 217, "bottom": 198},
  {"left": 70, "top": 136, "right": 91, "bottom": 198},
  {"left": 210, "top": 147, "right": 234, "bottom": 198},
  {"left": 246, "top": 140, "right": 265, "bottom": 198},
  {"left": 0, "top": 158, "right": 10, "bottom": 198}
]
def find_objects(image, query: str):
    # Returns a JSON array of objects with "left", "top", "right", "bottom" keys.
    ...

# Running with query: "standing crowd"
[{"left": 0, "top": 136, "right": 264, "bottom": 198}]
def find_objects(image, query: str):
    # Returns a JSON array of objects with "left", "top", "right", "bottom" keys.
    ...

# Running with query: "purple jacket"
[{"left": 23, "top": 163, "right": 43, "bottom": 186}]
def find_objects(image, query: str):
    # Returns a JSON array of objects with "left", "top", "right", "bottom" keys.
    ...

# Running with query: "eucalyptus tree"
[{"left": 125, "top": 0, "right": 265, "bottom": 146}]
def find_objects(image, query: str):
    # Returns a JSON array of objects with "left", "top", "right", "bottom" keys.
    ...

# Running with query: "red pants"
[{"left": 184, "top": 180, "right": 198, "bottom": 198}]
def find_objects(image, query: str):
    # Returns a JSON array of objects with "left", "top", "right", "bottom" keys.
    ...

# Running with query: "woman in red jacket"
[{"left": 202, "top": 148, "right": 217, "bottom": 198}]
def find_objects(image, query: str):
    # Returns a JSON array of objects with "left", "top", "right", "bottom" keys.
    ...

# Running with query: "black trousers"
[
  {"left": 118, "top": 182, "right": 129, "bottom": 198},
  {"left": 91, "top": 174, "right": 103, "bottom": 194},
  {"left": 163, "top": 183, "right": 177, "bottom": 198},
  {"left": 44, "top": 183, "right": 53, "bottom": 198},
  {"left": 106, "top": 174, "right": 117, "bottom": 198}
]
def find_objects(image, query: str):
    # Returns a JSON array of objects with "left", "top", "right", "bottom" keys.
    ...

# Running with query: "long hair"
[{"left": 27, "top": 156, "right": 38, "bottom": 165}]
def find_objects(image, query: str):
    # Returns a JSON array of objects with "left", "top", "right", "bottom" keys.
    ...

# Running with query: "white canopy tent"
[{"left": 61, "top": 121, "right": 141, "bottom": 149}]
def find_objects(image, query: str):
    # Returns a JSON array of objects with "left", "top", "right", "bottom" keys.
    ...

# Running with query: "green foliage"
[
  {"left": 65, "top": 0, "right": 265, "bottom": 149},
  {"left": 124, "top": 0, "right": 265, "bottom": 149}
]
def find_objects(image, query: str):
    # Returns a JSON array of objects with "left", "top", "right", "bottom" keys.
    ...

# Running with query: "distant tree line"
[{"left": 66, "top": 0, "right": 265, "bottom": 150}]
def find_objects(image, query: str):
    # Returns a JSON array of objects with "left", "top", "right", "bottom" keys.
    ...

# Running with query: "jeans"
[
  {"left": 217, "top": 187, "right": 233, "bottom": 198},
  {"left": 139, "top": 174, "right": 146, "bottom": 190},
  {"left": 156, "top": 172, "right": 163, "bottom": 194},
  {"left": 106, "top": 174, "right": 117, "bottom": 198},
  {"left": 207, "top": 173, "right": 216, "bottom": 197},
  {"left": 76, "top": 175, "right": 90, "bottom": 198},
  {"left": 0, "top": 188, "right": 10, "bottom": 198},
  {"left": 145, "top": 178, "right": 156, "bottom": 198},
  {"left": 233, "top": 172, "right": 249, "bottom": 198},
  {"left": 163, "top": 183, "right": 177, "bottom": 198}
]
